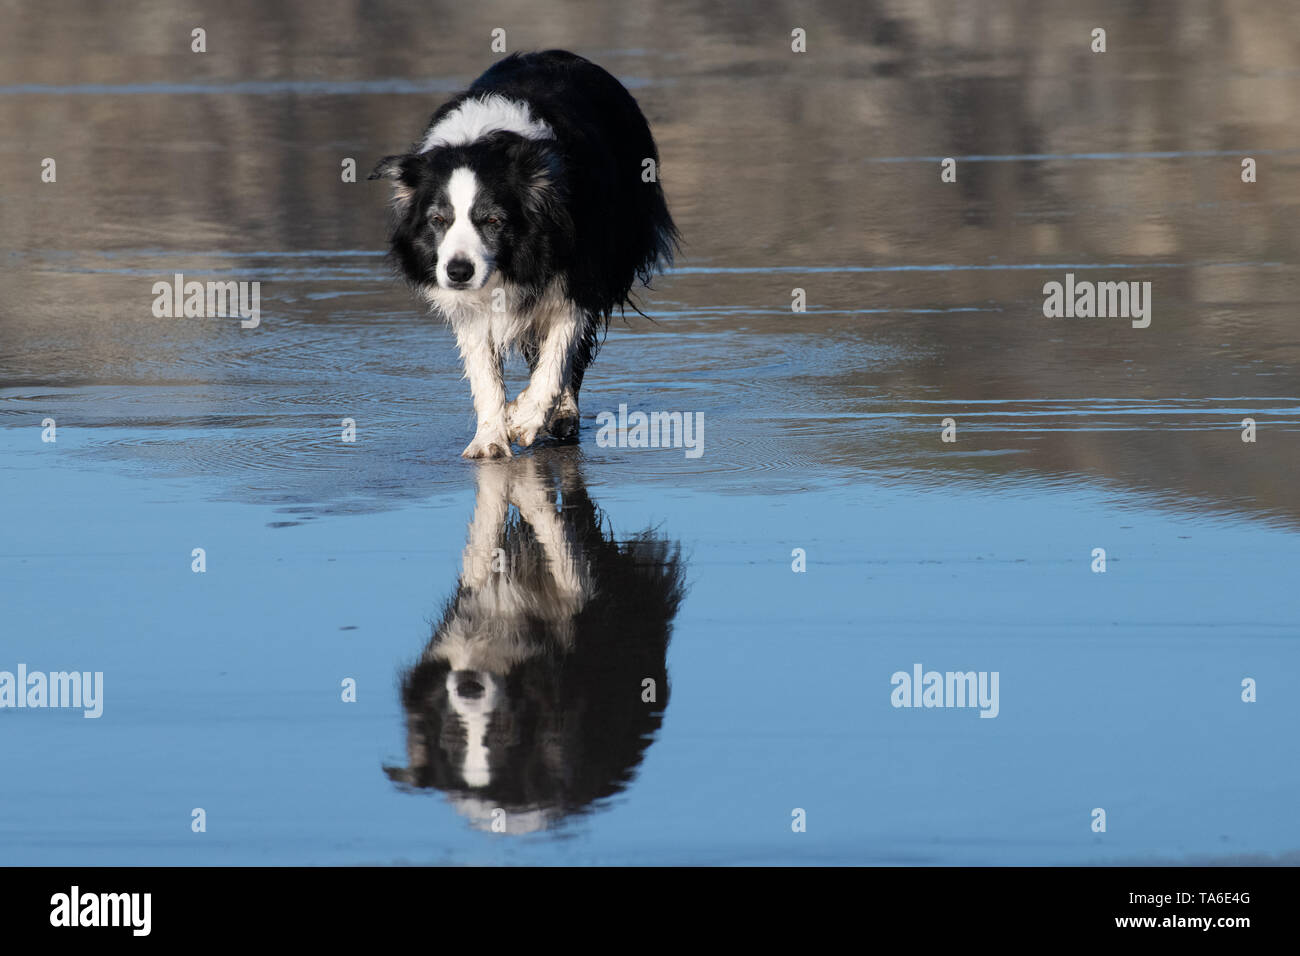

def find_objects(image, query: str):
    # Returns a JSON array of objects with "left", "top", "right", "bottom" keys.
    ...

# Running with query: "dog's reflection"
[{"left": 385, "top": 451, "right": 685, "bottom": 832}]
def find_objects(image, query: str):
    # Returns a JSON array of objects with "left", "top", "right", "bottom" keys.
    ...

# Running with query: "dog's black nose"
[{"left": 446, "top": 259, "right": 475, "bottom": 284}]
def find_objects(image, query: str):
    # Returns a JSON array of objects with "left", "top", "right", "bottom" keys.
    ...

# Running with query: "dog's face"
[
  {"left": 371, "top": 133, "right": 569, "bottom": 295},
  {"left": 423, "top": 167, "right": 505, "bottom": 291},
  {"left": 442, "top": 668, "right": 503, "bottom": 788}
]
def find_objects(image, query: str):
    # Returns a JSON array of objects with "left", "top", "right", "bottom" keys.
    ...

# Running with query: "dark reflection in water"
[{"left": 385, "top": 449, "right": 685, "bottom": 832}]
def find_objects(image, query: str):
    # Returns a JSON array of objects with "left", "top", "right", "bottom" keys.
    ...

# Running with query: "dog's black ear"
[
  {"left": 368, "top": 154, "right": 407, "bottom": 180},
  {"left": 369, "top": 154, "right": 420, "bottom": 212},
  {"left": 383, "top": 764, "right": 416, "bottom": 786}
]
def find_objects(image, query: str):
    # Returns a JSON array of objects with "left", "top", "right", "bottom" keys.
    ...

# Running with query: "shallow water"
[{"left": 1, "top": 1, "right": 1298, "bottom": 865}]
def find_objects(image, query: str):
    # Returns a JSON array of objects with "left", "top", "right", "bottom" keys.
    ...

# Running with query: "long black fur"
[{"left": 371, "top": 50, "right": 678, "bottom": 388}]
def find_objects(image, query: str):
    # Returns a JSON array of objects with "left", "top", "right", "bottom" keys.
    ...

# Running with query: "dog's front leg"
[
  {"left": 507, "top": 307, "right": 580, "bottom": 447},
  {"left": 509, "top": 459, "right": 588, "bottom": 639},
  {"left": 461, "top": 462, "right": 510, "bottom": 588},
  {"left": 457, "top": 325, "right": 511, "bottom": 459}
]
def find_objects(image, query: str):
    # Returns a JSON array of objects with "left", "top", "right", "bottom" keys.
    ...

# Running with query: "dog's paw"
[
  {"left": 548, "top": 415, "right": 579, "bottom": 441},
  {"left": 507, "top": 404, "right": 547, "bottom": 448},
  {"left": 508, "top": 418, "right": 545, "bottom": 448},
  {"left": 547, "top": 392, "right": 580, "bottom": 441},
  {"left": 462, "top": 427, "right": 513, "bottom": 459}
]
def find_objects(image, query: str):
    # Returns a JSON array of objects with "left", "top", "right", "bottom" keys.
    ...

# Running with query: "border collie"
[
  {"left": 371, "top": 50, "right": 678, "bottom": 458},
  {"left": 384, "top": 451, "right": 685, "bottom": 830}
]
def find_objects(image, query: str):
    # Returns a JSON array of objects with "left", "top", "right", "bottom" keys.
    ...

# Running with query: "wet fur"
[{"left": 371, "top": 51, "right": 678, "bottom": 457}]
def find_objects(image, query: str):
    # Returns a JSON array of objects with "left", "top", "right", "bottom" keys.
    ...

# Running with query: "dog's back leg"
[
  {"left": 549, "top": 323, "right": 597, "bottom": 440},
  {"left": 509, "top": 459, "right": 587, "bottom": 621},
  {"left": 506, "top": 304, "right": 581, "bottom": 447},
  {"left": 505, "top": 337, "right": 540, "bottom": 433},
  {"left": 505, "top": 316, "right": 590, "bottom": 443}
]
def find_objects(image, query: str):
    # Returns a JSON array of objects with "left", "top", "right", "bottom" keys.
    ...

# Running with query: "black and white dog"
[
  {"left": 371, "top": 50, "right": 678, "bottom": 458},
  {"left": 384, "top": 451, "right": 685, "bottom": 830}
]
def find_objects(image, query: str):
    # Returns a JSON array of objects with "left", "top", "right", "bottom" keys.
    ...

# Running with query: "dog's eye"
[
  {"left": 431, "top": 214, "right": 446, "bottom": 225},
  {"left": 485, "top": 216, "right": 500, "bottom": 225}
]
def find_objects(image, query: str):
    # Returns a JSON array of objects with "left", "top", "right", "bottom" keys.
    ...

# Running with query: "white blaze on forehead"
[
  {"left": 448, "top": 167, "right": 478, "bottom": 219},
  {"left": 446, "top": 671, "right": 499, "bottom": 789},
  {"left": 436, "top": 167, "right": 491, "bottom": 288},
  {"left": 420, "top": 94, "right": 553, "bottom": 151}
]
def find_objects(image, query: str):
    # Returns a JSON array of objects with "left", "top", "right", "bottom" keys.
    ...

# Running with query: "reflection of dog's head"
[{"left": 385, "top": 458, "right": 685, "bottom": 831}]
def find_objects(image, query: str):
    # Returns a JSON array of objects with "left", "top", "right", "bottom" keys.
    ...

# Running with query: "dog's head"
[{"left": 370, "top": 132, "right": 569, "bottom": 295}]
